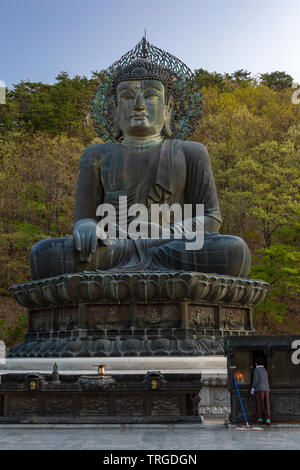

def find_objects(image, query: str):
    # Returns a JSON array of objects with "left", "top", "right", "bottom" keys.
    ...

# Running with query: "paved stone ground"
[{"left": 0, "top": 422, "right": 300, "bottom": 450}]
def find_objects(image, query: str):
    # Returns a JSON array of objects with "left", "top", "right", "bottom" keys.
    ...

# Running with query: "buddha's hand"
[{"left": 73, "top": 218, "right": 100, "bottom": 263}]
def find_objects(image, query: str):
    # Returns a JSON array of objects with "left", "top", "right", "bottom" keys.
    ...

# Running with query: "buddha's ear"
[
  {"left": 112, "top": 101, "right": 122, "bottom": 140},
  {"left": 163, "top": 95, "right": 174, "bottom": 137}
]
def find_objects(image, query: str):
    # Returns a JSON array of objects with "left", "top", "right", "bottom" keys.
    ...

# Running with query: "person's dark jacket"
[{"left": 252, "top": 366, "right": 270, "bottom": 392}]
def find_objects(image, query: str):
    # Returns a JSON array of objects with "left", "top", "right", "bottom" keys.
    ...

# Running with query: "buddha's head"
[{"left": 112, "top": 60, "right": 174, "bottom": 140}]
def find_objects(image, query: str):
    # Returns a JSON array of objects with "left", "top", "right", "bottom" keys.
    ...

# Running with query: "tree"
[
  {"left": 226, "top": 138, "right": 300, "bottom": 247},
  {"left": 231, "top": 69, "right": 253, "bottom": 86},
  {"left": 195, "top": 68, "right": 225, "bottom": 90},
  {"left": 260, "top": 71, "right": 293, "bottom": 91},
  {"left": 0, "top": 73, "right": 99, "bottom": 142},
  {"left": 250, "top": 239, "right": 300, "bottom": 324},
  {"left": 191, "top": 83, "right": 300, "bottom": 330},
  {"left": 0, "top": 133, "right": 84, "bottom": 292}
]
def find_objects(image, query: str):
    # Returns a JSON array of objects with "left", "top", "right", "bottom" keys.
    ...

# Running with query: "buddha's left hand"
[{"left": 73, "top": 218, "right": 99, "bottom": 262}]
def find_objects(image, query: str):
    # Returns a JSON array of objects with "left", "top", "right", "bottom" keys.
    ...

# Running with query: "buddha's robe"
[{"left": 30, "top": 140, "right": 251, "bottom": 279}]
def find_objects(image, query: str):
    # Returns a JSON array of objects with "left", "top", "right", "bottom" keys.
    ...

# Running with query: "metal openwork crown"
[{"left": 92, "top": 37, "right": 202, "bottom": 141}]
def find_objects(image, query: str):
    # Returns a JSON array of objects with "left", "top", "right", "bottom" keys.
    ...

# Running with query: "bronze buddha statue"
[
  {"left": 8, "top": 40, "right": 269, "bottom": 360},
  {"left": 30, "top": 43, "right": 251, "bottom": 280}
]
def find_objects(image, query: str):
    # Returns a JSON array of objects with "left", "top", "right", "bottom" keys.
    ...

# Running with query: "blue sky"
[{"left": 1, "top": 0, "right": 300, "bottom": 89}]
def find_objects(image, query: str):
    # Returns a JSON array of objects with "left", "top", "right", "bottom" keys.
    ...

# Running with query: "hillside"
[{"left": 0, "top": 69, "right": 299, "bottom": 343}]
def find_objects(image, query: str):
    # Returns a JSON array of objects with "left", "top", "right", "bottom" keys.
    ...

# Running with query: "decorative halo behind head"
[
  {"left": 92, "top": 37, "right": 202, "bottom": 142},
  {"left": 111, "top": 59, "right": 173, "bottom": 105}
]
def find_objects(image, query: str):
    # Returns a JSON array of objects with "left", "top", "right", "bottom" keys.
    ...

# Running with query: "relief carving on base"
[
  {"left": 8, "top": 397, "right": 38, "bottom": 416},
  {"left": 151, "top": 396, "right": 180, "bottom": 416},
  {"left": 58, "top": 308, "right": 78, "bottom": 331},
  {"left": 43, "top": 397, "right": 73, "bottom": 415},
  {"left": 115, "top": 397, "right": 145, "bottom": 415},
  {"left": 189, "top": 306, "right": 215, "bottom": 328},
  {"left": 275, "top": 396, "right": 300, "bottom": 415},
  {"left": 80, "top": 397, "right": 109, "bottom": 415},
  {"left": 137, "top": 304, "right": 179, "bottom": 328},
  {"left": 32, "top": 311, "right": 51, "bottom": 332},
  {"left": 87, "top": 305, "right": 130, "bottom": 330},
  {"left": 219, "top": 307, "right": 246, "bottom": 330}
]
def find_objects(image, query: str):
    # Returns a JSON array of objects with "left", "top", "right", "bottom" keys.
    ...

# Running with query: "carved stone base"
[
  {"left": 8, "top": 271, "right": 269, "bottom": 358},
  {"left": 0, "top": 371, "right": 203, "bottom": 424},
  {"left": 199, "top": 372, "right": 230, "bottom": 416},
  {"left": 8, "top": 335, "right": 228, "bottom": 358}
]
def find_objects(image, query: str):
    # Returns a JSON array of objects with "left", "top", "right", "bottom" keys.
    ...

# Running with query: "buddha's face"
[{"left": 115, "top": 79, "right": 173, "bottom": 138}]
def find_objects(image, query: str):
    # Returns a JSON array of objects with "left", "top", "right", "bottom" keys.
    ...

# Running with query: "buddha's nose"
[{"left": 133, "top": 93, "right": 146, "bottom": 111}]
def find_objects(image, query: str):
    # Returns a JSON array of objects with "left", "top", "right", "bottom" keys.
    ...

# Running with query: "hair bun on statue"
[
  {"left": 92, "top": 37, "right": 202, "bottom": 142},
  {"left": 112, "top": 59, "right": 173, "bottom": 104}
]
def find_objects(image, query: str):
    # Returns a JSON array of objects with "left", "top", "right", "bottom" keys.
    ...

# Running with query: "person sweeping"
[{"left": 251, "top": 357, "right": 271, "bottom": 425}]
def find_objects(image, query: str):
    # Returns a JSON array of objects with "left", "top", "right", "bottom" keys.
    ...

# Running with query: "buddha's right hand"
[{"left": 73, "top": 218, "right": 99, "bottom": 262}]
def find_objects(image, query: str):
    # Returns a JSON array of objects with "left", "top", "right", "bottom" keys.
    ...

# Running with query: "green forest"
[{"left": 0, "top": 68, "right": 299, "bottom": 339}]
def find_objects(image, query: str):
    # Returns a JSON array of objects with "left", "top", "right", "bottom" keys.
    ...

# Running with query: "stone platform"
[
  {"left": 0, "top": 356, "right": 229, "bottom": 422},
  {"left": 3, "top": 271, "right": 268, "bottom": 421},
  {"left": 0, "top": 357, "right": 229, "bottom": 418},
  {"left": 8, "top": 271, "right": 269, "bottom": 358},
  {"left": 0, "top": 369, "right": 204, "bottom": 424}
]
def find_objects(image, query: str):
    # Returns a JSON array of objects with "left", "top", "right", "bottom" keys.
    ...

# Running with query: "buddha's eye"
[
  {"left": 120, "top": 93, "right": 134, "bottom": 101},
  {"left": 144, "top": 90, "right": 160, "bottom": 99}
]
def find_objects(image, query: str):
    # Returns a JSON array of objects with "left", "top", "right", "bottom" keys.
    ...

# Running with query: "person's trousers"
[{"left": 255, "top": 391, "right": 271, "bottom": 420}]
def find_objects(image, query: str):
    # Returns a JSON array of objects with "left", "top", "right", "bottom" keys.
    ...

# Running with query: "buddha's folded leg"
[
  {"left": 30, "top": 236, "right": 152, "bottom": 278},
  {"left": 30, "top": 233, "right": 251, "bottom": 279},
  {"left": 149, "top": 232, "right": 251, "bottom": 277},
  {"left": 30, "top": 237, "right": 76, "bottom": 280}
]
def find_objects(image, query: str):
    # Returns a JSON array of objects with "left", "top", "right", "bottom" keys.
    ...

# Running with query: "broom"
[{"left": 234, "top": 376, "right": 263, "bottom": 431}]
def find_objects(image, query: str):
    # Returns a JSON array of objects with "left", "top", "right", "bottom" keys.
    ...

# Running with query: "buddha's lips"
[{"left": 131, "top": 114, "right": 148, "bottom": 120}]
